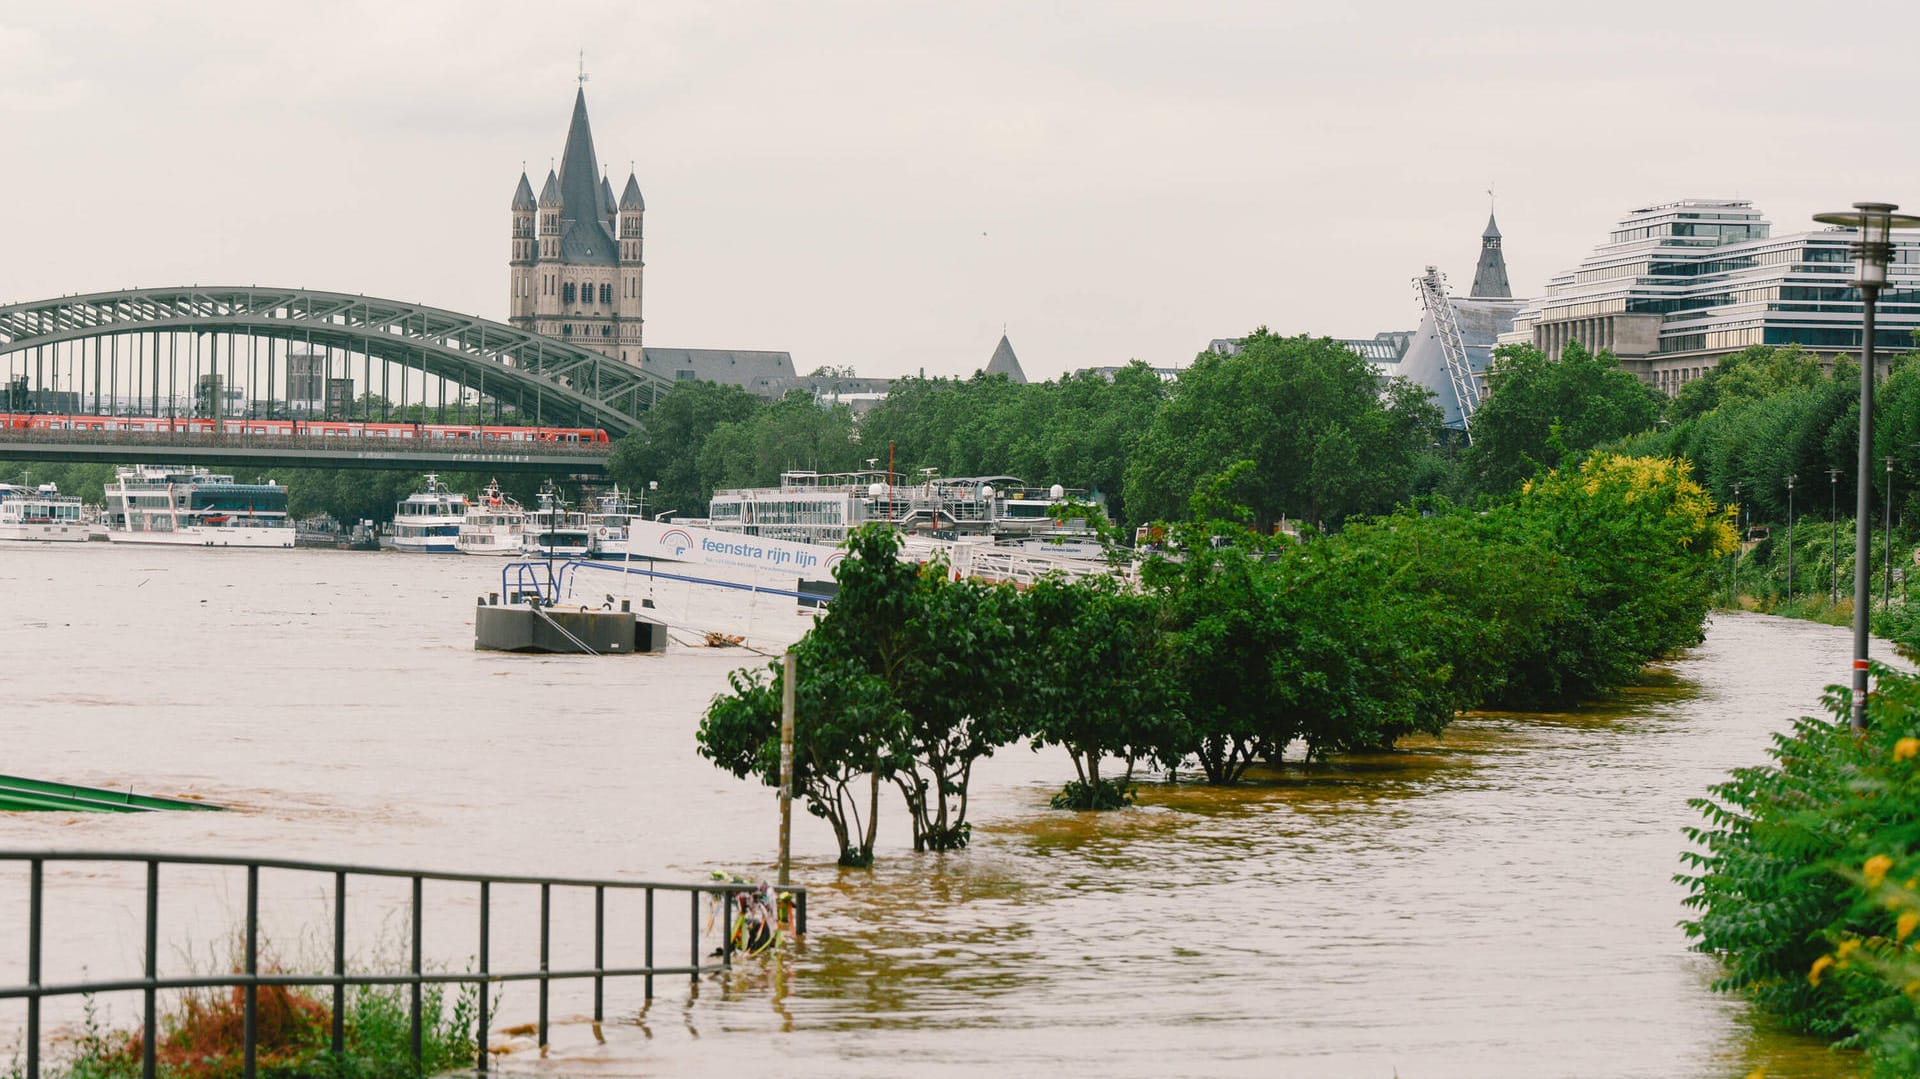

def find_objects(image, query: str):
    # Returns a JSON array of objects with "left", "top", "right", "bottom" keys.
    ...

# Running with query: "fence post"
[
  {"left": 409, "top": 875, "right": 422, "bottom": 1067},
  {"left": 780, "top": 651, "right": 795, "bottom": 888},
  {"left": 538, "top": 882, "right": 551, "bottom": 1049},
  {"left": 27, "top": 858, "right": 41, "bottom": 1079},
  {"left": 477, "top": 880, "right": 490, "bottom": 1074},
  {"left": 593, "top": 885, "right": 605, "bottom": 1023},
  {"left": 243, "top": 864, "right": 258, "bottom": 1079},
  {"left": 689, "top": 890, "right": 700, "bottom": 986},
  {"left": 143, "top": 861, "right": 158, "bottom": 1079},
  {"left": 331, "top": 871, "right": 345, "bottom": 1059},
  {"left": 644, "top": 888, "right": 654, "bottom": 1001}
]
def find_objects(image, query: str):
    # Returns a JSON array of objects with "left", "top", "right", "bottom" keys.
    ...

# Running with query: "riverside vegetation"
[{"left": 697, "top": 452, "right": 1736, "bottom": 866}]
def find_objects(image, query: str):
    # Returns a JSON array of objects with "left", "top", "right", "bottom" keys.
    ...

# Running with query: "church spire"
[{"left": 1469, "top": 211, "right": 1511, "bottom": 299}]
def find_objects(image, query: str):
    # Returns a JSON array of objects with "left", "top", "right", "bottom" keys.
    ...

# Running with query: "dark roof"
[
  {"left": 511, "top": 172, "right": 536, "bottom": 211},
  {"left": 600, "top": 176, "right": 617, "bottom": 220},
  {"left": 1469, "top": 212, "right": 1512, "bottom": 298},
  {"left": 983, "top": 334, "right": 1027, "bottom": 383},
  {"left": 620, "top": 173, "right": 646, "bottom": 212},
  {"left": 640, "top": 348, "right": 799, "bottom": 397},
  {"left": 537, "top": 169, "right": 562, "bottom": 208},
  {"left": 556, "top": 89, "right": 617, "bottom": 265}
]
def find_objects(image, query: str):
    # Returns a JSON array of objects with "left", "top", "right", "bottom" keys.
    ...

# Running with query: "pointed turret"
[
  {"left": 1469, "top": 212, "right": 1512, "bottom": 299},
  {"left": 600, "top": 175, "right": 617, "bottom": 227},
  {"left": 555, "top": 88, "right": 617, "bottom": 265},
  {"left": 983, "top": 335, "right": 1027, "bottom": 384},
  {"left": 511, "top": 172, "right": 536, "bottom": 211},
  {"left": 537, "top": 169, "right": 562, "bottom": 209},
  {"left": 619, "top": 173, "right": 645, "bottom": 213}
]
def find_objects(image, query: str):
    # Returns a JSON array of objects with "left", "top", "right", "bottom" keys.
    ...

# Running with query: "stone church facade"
[{"left": 508, "top": 88, "right": 644, "bottom": 363}]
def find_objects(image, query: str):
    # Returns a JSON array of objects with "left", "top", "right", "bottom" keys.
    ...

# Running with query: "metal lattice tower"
[{"left": 1414, "top": 265, "right": 1481, "bottom": 439}]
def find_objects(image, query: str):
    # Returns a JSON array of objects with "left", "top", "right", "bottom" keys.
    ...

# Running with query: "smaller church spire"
[
  {"left": 619, "top": 172, "right": 646, "bottom": 212},
  {"left": 537, "top": 169, "right": 562, "bottom": 208},
  {"left": 983, "top": 334, "right": 1027, "bottom": 384},
  {"left": 511, "top": 172, "right": 536, "bottom": 211},
  {"left": 1469, "top": 211, "right": 1512, "bottom": 299}
]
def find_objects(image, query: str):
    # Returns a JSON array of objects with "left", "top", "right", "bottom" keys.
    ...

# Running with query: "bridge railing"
[
  {"left": 0, "top": 427, "right": 614, "bottom": 458},
  {"left": 0, "top": 850, "right": 805, "bottom": 1079}
]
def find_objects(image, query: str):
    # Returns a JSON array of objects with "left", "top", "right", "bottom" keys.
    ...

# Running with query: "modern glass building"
[{"left": 1500, "top": 199, "right": 1920, "bottom": 394}]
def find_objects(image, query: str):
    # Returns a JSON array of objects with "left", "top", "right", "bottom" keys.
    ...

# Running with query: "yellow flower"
[
  {"left": 1897, "top": 738, "right": 1920, "bottom": 762},
  {"left": 1810, "top": 954, "right": 1836, "bottom": 986},
  {"left": 1908, "top": 980, "right": 1920, "bottom": 998},
  {"left": 1902, "top": 912, "right": 1920, "bottom": 941},
  {"left": 1838, "top": 939, "right": 1862, "bottom": 961},
  {"left": 1867, "top": 855, "right": 1896, "bottom": 890}
]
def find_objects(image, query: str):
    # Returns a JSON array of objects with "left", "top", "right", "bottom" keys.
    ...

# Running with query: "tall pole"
[
  {"left": 1886, "top": 456, "right": 1896, "bottom": 611},
  {"left": 1852, "top": 282, "right": 1879, "bottom": 730},
  {"left": 1787, "top": 474, "right": 1796, "bottom": 603},
  {"left": 778, "top": 650, "right": 795, "bottom": 888},
  {"left": 1829, "top": 468, "right": 1841, "bottom": 604}
]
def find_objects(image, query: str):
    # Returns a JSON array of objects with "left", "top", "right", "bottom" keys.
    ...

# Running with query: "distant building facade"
[
  {"left": 1500, "top": 199, "right": 1920, "bottom": 395},
  {"left": 510, "top": 89, "right": 645, "bottom": 363}
]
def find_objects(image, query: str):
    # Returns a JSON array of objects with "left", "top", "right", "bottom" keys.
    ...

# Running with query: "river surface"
[{"left": 0, "top": 544, "right": 1873, "bottom": 1077}]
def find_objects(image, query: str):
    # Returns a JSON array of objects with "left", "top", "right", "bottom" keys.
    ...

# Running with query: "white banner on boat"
[{"left": 622, "top": 519, "right": 845, "bottom": 577}]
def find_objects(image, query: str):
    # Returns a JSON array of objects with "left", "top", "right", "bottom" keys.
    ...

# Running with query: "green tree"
[
  {"left": 1464, "top": 340, "right": 1663, "bottom": 495},
  {"left": 1016, "top": 573, "right": 1180, "bottom": 808},
  {"left": 1124, "top": 330, "right": 1442, "bottom": 530},
  {"left": 607, "top": 380, "right": 760, "bottom": 515},
  {"left": 697, "top": 637, "right": 903, "bottom": 867}
]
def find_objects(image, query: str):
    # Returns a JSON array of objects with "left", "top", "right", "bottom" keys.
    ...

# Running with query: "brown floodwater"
[{"left": 0, "top": 544, "right": 1874, "bottom": 1077}]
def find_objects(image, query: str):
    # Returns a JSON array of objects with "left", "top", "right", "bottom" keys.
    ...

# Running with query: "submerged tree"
[
  {"left": 697, "top": 636, "right": 904, "bottom": 867},
  {"left": 1016, "top": 573, "right": 1181, "bottom": 808}
]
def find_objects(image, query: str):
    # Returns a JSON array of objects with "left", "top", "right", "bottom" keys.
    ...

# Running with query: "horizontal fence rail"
[{"left": 0, "top": 850, "right": 806, "bottom": 1079}]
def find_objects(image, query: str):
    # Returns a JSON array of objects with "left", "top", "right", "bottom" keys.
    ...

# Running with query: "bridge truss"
[{"left": 0, "top": 287, "right": 673, "bottom": 438}]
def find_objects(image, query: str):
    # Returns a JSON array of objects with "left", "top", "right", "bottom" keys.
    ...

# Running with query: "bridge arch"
[{"left": 0, "top": 287, "right": 671, "bottom": 437}]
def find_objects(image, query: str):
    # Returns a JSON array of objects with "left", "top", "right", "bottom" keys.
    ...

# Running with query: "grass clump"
[{"left": 9, "top": 969, "right": 479, "bottom": 1079}]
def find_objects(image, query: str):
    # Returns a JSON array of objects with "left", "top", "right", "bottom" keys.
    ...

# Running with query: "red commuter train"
[{"left": 0, "top": 413, "right": 611, "bottom": 444}]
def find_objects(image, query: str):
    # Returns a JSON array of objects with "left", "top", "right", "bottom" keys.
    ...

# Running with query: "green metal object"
[{"left": 0, "top": 774, "right": 224, "bottom": 813}]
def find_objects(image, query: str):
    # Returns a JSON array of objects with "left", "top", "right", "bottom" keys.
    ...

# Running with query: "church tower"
[
  {"left": 508, "top": 172, "right": 537, "bottom": 322},
  {"left": 510, "top": 86, "right": 642, "bottom": 362},
  {"left": 1469, "top": 213, "right": 1512, "bottom": 299}
]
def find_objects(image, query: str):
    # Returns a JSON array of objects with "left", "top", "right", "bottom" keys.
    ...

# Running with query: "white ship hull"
[
  {"left": 391, "top": 535, "right": 460, "bottom": 554},
  {"left": 0, "top": 522, "right": 91, "bottom": 543},
  {"left": 108, "top": 525, "right": 295, "bottom": 548}
]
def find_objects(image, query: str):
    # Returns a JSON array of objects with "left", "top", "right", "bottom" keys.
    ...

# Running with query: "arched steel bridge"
[{"left": 0, "top": 286, "right": 672, "bottom": 437}]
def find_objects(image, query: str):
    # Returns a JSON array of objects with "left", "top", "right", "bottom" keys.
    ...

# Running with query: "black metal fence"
[{"left": 0, "top": 850, "right": 805, "bottom": 1079}]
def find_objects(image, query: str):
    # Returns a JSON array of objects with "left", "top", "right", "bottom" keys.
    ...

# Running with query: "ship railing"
[
  {"left": 0, "top": 849, "right": 805, "bottom": 1079},
  {"left": 500, "top": 560, "right": 559, "bottom": 605}
]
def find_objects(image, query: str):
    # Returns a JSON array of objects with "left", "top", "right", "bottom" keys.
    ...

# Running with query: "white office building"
[{"left": 1501, "top": 199, "right": 1920, "bottom": 395}]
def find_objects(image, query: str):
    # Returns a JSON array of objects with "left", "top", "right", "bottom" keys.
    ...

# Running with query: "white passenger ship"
[
  {"left": 703, "top": 470, "right": 1106, "bottom": 556},
  {"left": 456, "top": 479, "right": 526, "bottom": 557},
  {"left": 526, "top": 483, "right": 590, "bottom": 557},
  {"left": 0, "top": 482, "right": 88, "bottom": 542},
  {"left": 392, "top": 474, "right": 469, "bottom": 553},
  {"left": 104, "top": 466, "right": 295, "bottom": 548}
]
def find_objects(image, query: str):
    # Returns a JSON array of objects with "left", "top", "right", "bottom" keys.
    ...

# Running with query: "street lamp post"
[
  {"left": 1787, "top": 473, "right": 1797, "bottom": 603},
  {"left": 1730, "top": 481, "right": 1745, "bottom": 606},
  {"left": 1829, "top": 467, "right": 1842, "bottom": 604},
  {"left": 1887, "top": 456, "right": 1897, "bottom": 611},
  {"left": 1812, "top": 202, "right": 1920, "bottom": 730}
]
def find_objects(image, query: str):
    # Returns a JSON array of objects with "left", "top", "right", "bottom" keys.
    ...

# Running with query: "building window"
[
  {"left": 600, "top": 283, "right": 612, "bottom": 305},
  {"left": 563, "top": 282, "right": 576, "bottom": 305}
]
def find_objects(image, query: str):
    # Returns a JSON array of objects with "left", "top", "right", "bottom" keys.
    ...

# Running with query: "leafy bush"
[{"left": 1682, "top": 666, "right": 1920, "bottom": 1078}]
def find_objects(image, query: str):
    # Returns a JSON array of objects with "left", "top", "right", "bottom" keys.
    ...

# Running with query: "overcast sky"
[{"left": 0, "top": 1, "right": 1902, "bottom": 381}]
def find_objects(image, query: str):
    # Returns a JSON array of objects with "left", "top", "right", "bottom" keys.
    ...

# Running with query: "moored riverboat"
[
  {"left": 103, "top": 466, "right": 295, "bottom": 548},
  {"left": 0, "top": 482, "right": 88, "bottom": 542},
  {"left": 391, "top": 474, "right": 469, "bottom": 554}
]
